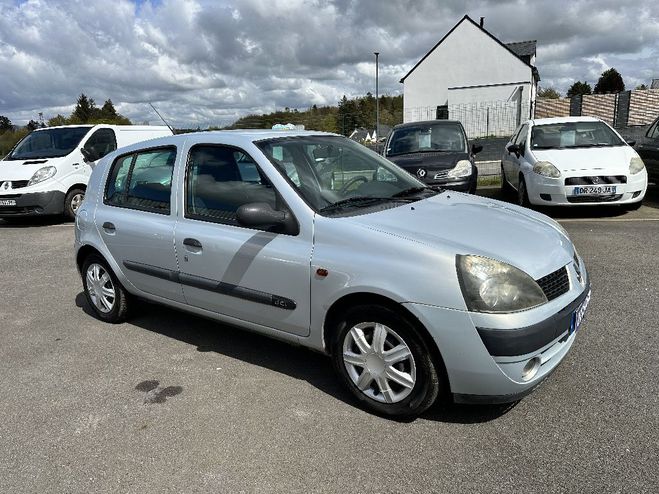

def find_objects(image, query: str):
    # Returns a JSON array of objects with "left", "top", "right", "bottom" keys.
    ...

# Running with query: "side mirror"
[
  {"left": 81, "top": 147, "right": 97, "bottom": 163},
  {"left": 507, "top": 144, "right": 521, "bottom": 155},
  {"left": 471, "top": 144, "right": 483, "bottom": 155},
  {"left": 626, "top": 140, "right": 636, "bottom": 147},
  {"left": 236, "top": 202, "right": 298, "bottom": 235}
]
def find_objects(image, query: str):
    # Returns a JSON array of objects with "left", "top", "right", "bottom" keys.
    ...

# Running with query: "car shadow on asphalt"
[{"left": 75, "top": 292, "right": 516, "bottom": 424}]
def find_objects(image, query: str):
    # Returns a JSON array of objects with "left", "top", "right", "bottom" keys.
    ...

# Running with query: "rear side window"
[
  {"left": 105, "top": 147, "right": 176, "bottom": 214},
  {"left": 185, "top": 144, "right": 276, "bottom": 226}
]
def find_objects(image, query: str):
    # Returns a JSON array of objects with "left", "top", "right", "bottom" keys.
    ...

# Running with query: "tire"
[
  {"left": 81, "top": 254, "right": 131, "bottom": 323},
  {"left": 64, "top": 188, "right": 85, "bottom": 220},
  {"left": 517, "top": 176, "right": 531, "bottom": 208},
  {"left": 501, "top": 165, "right": 513, "bottom": 195},
  {"left": 330, "top": 304, "right": 441, "bottom": 417}
]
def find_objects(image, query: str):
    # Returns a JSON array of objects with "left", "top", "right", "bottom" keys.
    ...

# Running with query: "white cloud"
[{"left": 0, "top": 0, "right": 657, "bottom": 126}]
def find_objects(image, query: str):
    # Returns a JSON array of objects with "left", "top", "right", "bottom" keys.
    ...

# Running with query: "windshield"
[
  {"left": 387, "top": 123, "right": 467, "bottom": 156},
  {"left": 256, "top": 135, "right": 434, "bottom": 214},
  {"left": 8, "top": 127, "right": 91, "bottom": 160},
  {"left": 531, "top": 121, "right": 625, "bottom": 150}
]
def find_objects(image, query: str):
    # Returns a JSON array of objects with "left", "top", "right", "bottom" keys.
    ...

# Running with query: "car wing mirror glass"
[
  {"left": 506, "top": 144, "right": 520, "bottom": 154},
  {"left": 81, "top": 147, "right": 97, "bottom": 163},
  {"left": 472, "top": 144, "right": 483, "bottom": 155},
  {"left": 626, "top": 140, "right": 636, "bottom": 147}
]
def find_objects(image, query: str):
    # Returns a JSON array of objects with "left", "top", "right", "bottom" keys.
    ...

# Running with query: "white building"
[{"left": 400, "top": 15, "right": 540, "bottom": 137}]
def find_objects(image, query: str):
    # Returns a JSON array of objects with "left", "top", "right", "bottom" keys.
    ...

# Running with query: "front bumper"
[
  {"left": 526, "top": 170, "right": 647, "bottom": 206},
  {"left": 404, "top": 260, "right": 590, "bottom": 403},
  {"left": 0, "top": 190, "right": 65, "bottom": 216}
]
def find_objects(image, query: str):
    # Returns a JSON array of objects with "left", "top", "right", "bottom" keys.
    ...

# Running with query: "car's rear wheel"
[
  {"left": 64, "top": 188, "right": 85, "bottom": 220},
  {"left": 81, "top": 254, "right": 131, "bottom": 323},
  {"left": 518, "top": 176, "right": 531, "bottom": 207},
  {"left": 330, "top": 304, "right": 441, "bottom": 417}
]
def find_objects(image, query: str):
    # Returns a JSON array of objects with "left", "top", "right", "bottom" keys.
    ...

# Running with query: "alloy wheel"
[{"left": 70, "top": 193, "right": 84, "bottom": 214}]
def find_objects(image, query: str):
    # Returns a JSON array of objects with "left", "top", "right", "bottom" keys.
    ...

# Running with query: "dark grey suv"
[{"left": 384, "top": 120, "right": 482, "bottom": 193}]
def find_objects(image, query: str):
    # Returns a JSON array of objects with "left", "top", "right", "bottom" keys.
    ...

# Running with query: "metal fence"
[{"left": 405, "top": 100, "right": 531, "bottom": 139}]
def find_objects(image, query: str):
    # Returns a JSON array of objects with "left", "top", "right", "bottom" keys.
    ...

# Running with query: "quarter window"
[
  {"left": 105, "top": 147, "right": 176, "bottom": 214},
  {"left": 185, "top": 145, "right": 277, "bottom": 227}
]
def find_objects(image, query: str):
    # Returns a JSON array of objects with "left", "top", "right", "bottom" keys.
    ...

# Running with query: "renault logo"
[
  {"left": 591, "top": 176, "right": 600, "bottom": 185},
  {"left": 2, "top": 181, "right": 11, "bottom": 191},
  {"left": 416, "top": 168, "right": 427, "bottom": 178}
]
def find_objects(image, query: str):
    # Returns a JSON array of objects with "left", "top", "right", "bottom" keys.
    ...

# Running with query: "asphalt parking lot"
[{"left": 1, "top": 189, "right": 658, "bottom": 493}]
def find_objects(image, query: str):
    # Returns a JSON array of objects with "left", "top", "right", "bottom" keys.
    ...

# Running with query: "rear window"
[{"left": 105, "top": 147, "right": 176, "bottom": 214}]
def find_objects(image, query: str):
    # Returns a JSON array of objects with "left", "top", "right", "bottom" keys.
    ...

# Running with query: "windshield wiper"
[
  {"left": 391, "top": 186, "right": 434, "bottom": 197},
  {"left": 319, "top": 196, "right": 393, "bottom": 213}
]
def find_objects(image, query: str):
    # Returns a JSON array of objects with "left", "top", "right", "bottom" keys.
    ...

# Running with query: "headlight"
[
  {"left": 447, "top": 160, "right": 472, "bottom": 178},
  {"left": 28, "top": 166, "right": 57, "bottom": 186},
  {"left": 533, "top": 161, "right": 561, "bottom": 178},
  {"left": 629, "top": 156, "right": 645, "bottom": 175},
  {"left": 456, "top": 255, "right": 547, "bottom": 313}
]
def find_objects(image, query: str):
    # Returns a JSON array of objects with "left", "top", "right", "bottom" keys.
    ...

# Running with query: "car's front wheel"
[
  {"left": 81, "top": 254, "right": 131, "bottom": 323},
  {"left": 518, "top": 176, "right": 531, "bottom": 207},
  {"left": 331, "top": 304, "right": 441, "bottom": 417},
  {"left": 65, "top": 188, "right": 85, "bottom": 220}
]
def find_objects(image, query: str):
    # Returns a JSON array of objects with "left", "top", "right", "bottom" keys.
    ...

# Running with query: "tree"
[
  {"left": 26, "top": 120, "right": 40, "bottom": 131},
  {"left": 0, "top": 115, "right": 12, "bottom": 134},
  {"left": 566, "top": 81, "right": 592, "bottom": 97},
  {"left": 636, "top": 84, "right": 648, "bottom": 90},
  {"left": 71, "top": 93, "right": 97, "bottom": 123},
  {"left": 538, "top": 87, "right": 560, "bottom": 99},
  {"left": 594, "top": 68, "right": 625, "bottom": 94},
  {"left": 47, "top": 114, "right": 68, "bottom": 127}
]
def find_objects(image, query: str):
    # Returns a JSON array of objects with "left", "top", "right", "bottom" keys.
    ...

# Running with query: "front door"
[
  {"left": 174, "top": 143, "right": 312, "bottom": 336},
  {"left": 95, "top": 146, "right": 184, "bottom": 302}
]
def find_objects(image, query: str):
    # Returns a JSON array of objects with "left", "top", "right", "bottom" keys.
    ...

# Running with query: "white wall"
[{"left": 402, "top": 19, "right": 533, "bottom": 123}]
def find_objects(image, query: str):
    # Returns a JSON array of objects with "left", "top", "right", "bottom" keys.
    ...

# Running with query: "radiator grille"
[{"left": 537, "top": 266, "right": 569, "bottom": 301}]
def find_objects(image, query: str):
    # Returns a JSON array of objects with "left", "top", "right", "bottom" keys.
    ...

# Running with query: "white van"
[{"left": 0, "top": 124, "right": 172, "bottom": 219}]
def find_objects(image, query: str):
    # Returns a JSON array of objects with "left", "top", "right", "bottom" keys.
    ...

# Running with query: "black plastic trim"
[
  {"left": 476, "top": 279, "right": 590, "bottom": 357},
  {"left": 122, "top": 260, "right": 296, "bottom": 310},
  {"left": 0, "top": 190, "right": 65, "bottom": 216}
]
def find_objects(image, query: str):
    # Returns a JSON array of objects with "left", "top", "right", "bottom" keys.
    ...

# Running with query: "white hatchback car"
[
  {"left": 75, "top": 130, "right": 590, "bottom": 417},
  {"left": 501, "top": 117, "right": 647, "bottom": 208}
]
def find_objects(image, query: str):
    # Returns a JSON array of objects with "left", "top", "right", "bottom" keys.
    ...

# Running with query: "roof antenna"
[
  {"left": 149, "top": 102, "right": 175, "bottom": 134},
  {"left": 480, "top": 17, "right": 485, "bottom": 27}
]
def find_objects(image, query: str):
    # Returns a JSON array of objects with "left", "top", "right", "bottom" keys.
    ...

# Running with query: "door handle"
[
  {"left": 102, "top": 222, "right": 116, "bottom": 233},
  {"left": 183, "top": 238, "right": 202, "bottom": 249}
]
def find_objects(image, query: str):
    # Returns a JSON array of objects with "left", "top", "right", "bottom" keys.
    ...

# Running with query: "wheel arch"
[
  {"left": 66, "top": 183, "right": 87, "bottom": 195},
  {"left": 76, "top": 244, "right": 104, "bottom": 274},
  {"left": 322, "top": 292, "right": 449, "bottom": 390}
]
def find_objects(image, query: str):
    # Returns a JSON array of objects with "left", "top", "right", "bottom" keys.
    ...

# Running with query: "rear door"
[
  {"left": 94, "top": 145, "right": 184, "bottom": 302},
  {"left": 173, "top": 143, "right": 313, "bottom": 336}
]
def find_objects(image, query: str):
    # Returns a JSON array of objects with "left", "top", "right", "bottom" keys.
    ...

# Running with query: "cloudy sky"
[{"left": 1, "top": 0, "right": 658, "bottom": 127}]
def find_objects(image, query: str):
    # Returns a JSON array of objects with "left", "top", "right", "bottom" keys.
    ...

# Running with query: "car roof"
[
  {"left": 392, "top": 120, "right": 464, "bottom": 130},
  {"left": 529, "top": 116, "right": 602, "bottom": 126}
]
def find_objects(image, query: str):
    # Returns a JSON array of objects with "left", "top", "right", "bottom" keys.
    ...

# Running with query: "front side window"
[
  {"left": 387, "top": 123, "right": 467, "bottom": 156},
  {"left": 8, "top": 127, "right": 91, "bottom": 160},
  {"left": 185, "top": 145, "right": 276, "bottom": 226},
  {"left": 514, "top": 125, "right": 528, "bottom": 147},
  {"left": 257, "top": 135, "right": 433, "bottom": 215},
  {"left": 531, "top": 121, "right": 625, "bottom": 149},
  {"left": 105, "top": 147, "right": 175, "bottom": 214},
  {"left": 83, "top": 128, "right": 117, "bottom": 161},
  {"left": 647, "top": 119, "right": 659, "bottom": 139}
]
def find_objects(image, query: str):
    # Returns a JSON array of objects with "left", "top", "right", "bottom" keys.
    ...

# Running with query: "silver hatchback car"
[{"left": 75, "top": 130, "right": 590, "bottom": 417}]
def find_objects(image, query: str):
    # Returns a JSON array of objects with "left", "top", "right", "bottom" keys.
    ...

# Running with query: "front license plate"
[
  {"left": 572, "top": 185, "right": 616, "bottom": 195},
  {"left": 570, "top": 289, "right": 591, "bottom": 334},
  {"left": 0, "top": 199, "right": 17, "bottom": 206}
]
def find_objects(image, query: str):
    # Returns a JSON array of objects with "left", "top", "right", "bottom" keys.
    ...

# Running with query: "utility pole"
[{"left": 374, "top": 52, "right": 380, "bottom": 150}]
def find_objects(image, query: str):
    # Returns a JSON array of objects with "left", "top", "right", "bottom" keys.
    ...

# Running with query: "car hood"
[
  {"left": 0, "top": 157, "right": 64, "bottom": 181},
  {"left": 349, "top": 192, "right": 572, "bottom": 280},
  {"left": 531, "top": 145, "right": 633, "bottom": 172},
  {"left": 387, "top": 152, "right": 468, "bottom": 170}
]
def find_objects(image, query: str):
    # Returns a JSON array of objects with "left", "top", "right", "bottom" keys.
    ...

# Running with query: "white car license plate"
[
  {"left": 0, "top": 199, "right": 17, "bottom": 206},
  {"left": 570, "top": 289, "right": 591, "bottom": 334},
  {"left": 572, "top": 185, "right": 616, "bottom": 196}
]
